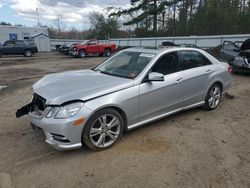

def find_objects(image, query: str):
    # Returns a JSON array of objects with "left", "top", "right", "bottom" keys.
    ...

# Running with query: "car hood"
[
  {"left": 240, "top": 39, "right": 250, "bottom": 51},
  {"left": 33, "top": 70, "right": 134, "bottom": 105},
  {"left": 75, "top": 44, "right": 87, "bottom": 48}
]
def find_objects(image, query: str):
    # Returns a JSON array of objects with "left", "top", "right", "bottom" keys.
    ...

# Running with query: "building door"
[
  {"left": 9, "top": 33, "right": 18, "bottom": 40},
  {"left": 38, "top": 37, "right": 48, "bottom": 52}
]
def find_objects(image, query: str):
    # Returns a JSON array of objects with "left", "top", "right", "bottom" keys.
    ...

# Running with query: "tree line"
[{"left": 109, "top": 0, "right": 250, "bottom": 37}]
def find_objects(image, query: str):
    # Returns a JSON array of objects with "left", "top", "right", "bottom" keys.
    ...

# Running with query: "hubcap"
[
  {"left": 105, "top": 50, "right": 111, "bottom": 56},
  {"left": 90, "top": 114, "right": 121, "bottom": 148},
  {"left": 26, "top": 51, "right": 31, "bottom": 56},
  {"left": 208, "top": 86, "right": 221, "bottom": 109},
  {"left": 80, "top": 51, "right": 85, "bottom": 57}
]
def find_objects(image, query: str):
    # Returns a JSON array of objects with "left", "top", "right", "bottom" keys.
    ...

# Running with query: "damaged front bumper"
[
  {"left": 231, "top": 56, "right": 250, "bottom": 72},
  {"left": 16, "top": 94, "right": 93, "bottom": 150}
]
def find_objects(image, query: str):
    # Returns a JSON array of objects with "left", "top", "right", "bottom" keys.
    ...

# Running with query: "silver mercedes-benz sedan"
[{"left": 16, "top": 47, "right": 232, "bottom": 151}]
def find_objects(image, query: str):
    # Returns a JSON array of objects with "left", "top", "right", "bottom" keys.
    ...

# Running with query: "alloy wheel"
[
  {"left": 208, "top": 86, "right": 221, "bottom": 109},
  {"left": 89, "top": 114, "right": 121, "bottom": 148},
  {"left": 25, "top": 50, "right": 32, "bottom": 57}
]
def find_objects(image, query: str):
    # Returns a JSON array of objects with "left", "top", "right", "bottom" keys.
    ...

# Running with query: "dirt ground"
[{"left": 0, "top": 52, "right": 250, "bottom": 188}]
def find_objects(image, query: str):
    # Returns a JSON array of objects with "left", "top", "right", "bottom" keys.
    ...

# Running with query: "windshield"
[
  {"left": 81, "top": 41, "right": 89, "bottom": 45},
  {"left": 94, "top": 51, "right": 155, "bottom": 79}
]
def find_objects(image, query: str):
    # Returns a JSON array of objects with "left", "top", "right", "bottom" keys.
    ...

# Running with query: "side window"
[
  {"left": 179, "top": 51, "right": 212, "bottom": 70},
  {"left": 15, "top": 41, "right": 25, "bottom": 45},
  {"left": 3, "top": 41, "right": 15, "bottom": 46},
  {"left": 89, "top": 41, "right": 97, "bottom": 45},
  {"left": 151, "top": 52, "right": 179, "bottom": 75}
]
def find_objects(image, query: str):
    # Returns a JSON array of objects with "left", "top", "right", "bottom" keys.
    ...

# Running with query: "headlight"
[
  {"left": 55, "top": 102, "right": 83, "bottom": 119},
  {"left": 46, "top": 107, "right": 60, "bottom": 118},
  {"left": 46, "top": 102, "right": 83, "bottom": 119}
]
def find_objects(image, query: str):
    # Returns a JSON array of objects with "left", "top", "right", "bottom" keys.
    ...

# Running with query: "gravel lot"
[{"left": 0, "top": 53, "right": 250, "bottom": 188}]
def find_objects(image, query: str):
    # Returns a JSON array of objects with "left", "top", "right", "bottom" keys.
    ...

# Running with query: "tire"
[
  {"left": 104, "top": 49, "right": 112, "bottom": 57},
  {"left": 78, "top": 50, "right": 86, "bottom": 58},
  {"left": 82, "top": 108, "right": 124, "bottom": 151},
  {"left": 0, "top": 51, "right": 2, "bottom": 58},
  {"left": 203, "top": 83, "right": 222, "bottom": 110},
  {"left": 24, "top": 49, "right": 32, "bottom": 57}
]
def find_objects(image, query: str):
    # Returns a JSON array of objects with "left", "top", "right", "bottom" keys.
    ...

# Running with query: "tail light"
[{"left": 228, "top": 65, "right": 233, "bottom": 74}]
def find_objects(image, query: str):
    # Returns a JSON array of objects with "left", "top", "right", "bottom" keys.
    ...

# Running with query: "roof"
[
  {"left": 123, "top": 46, "right": 200, "bottom": 55},
  {"left": 32, "top": 33, "right": 50, "bottom": 38}
]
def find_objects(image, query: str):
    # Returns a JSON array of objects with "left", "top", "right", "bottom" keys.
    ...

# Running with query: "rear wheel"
[
  {"left": 82, "top": 108, "right": 124, "bottom": 151},
  {"left": 79, "top": 50, "right": 86, "bottom": 58},
  {"left": 203, "top": 84, "right": 222, "bottom": 110},
  {"left": 104, "top": 49, "right": 111, "bottom": 57},
  {"left": 24, "top": 49, "right": 32, "bottom": 57}
]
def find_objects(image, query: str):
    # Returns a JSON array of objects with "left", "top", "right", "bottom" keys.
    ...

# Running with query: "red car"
[{"left": 69, "top": 39, "right": 116, "bottom": 58}]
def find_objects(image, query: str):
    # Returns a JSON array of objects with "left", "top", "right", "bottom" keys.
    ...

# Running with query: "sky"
[{"left": 0, "top": 0, "right": 130, "bottom": 30}]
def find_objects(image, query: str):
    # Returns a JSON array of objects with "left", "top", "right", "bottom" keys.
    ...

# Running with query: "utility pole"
[{"left": 36, "top": 8, "right": 40, "bottom": 27}]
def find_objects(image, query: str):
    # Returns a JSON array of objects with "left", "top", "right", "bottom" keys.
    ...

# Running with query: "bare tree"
[{"left": 53, "top": 14, "right": 65, "bottom": 32}]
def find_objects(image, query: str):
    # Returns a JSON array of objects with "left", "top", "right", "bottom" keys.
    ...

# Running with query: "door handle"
[
  {"left": 176, "top": 78, "right": 183, "bottom": 83},
  {"left": 206, "top": 69, "right": 212, "bottom": 73}
]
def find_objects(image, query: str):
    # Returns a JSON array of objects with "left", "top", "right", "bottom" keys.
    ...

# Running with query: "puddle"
[{"left": 0, "top": 85, "right": 8, "bottom": 91}]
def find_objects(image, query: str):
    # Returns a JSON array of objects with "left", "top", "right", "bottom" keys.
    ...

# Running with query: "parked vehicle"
[
  {"left": 161, "top": 41, "right": 177, "bottom": 46},
  {"left": 58, "top": 43, "right": 79, "bottom": 55},
  {"left": 160, "top": 41, "right": 199, "bottom": 48},
  {"left": 179, "top": 43, "right": 199, "bottom": 48},
  {"left": 219, "top": 39, "right": 250, "bottom": 61},
  {"left": 0, "top": 40, "right": 38, "bottom": 57},
  {"left": 229, "top": 50, "right": 250, "bottom": 73},
  {"left": 69, "top": 39, "right": 116, "bottom": 58},
  {"left": 16, "top": 47, "right": 232, "bottom": 151},
  {"left": 219, "top": 39, "right": 250, "bottom": 73}
]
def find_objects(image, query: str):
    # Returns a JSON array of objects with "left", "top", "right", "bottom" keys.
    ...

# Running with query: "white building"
[{"left": 0, "top": 25, "right": 51, "bottom": 52}]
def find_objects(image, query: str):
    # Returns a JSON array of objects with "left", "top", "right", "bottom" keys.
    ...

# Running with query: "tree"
[
  {"left": 0, "top": 21, "right": 11, "bottom": 26},
  {"left": 53, "top": 14, "right": 65, "bottom": 32},
  {"left": 110, "top": 0, "right": 183, "bottom": 36},
  {"left": 88, "top": 12, "right": 120, "bottom": 39}
]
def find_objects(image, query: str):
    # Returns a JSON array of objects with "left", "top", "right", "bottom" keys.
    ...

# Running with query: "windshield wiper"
[{"left": 99, "top": 71, "right": 131, "bottom": 79}]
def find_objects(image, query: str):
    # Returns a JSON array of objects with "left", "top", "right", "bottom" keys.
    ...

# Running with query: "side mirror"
[{"left": 147, "top": 72, "right": 164, "bottom": 82}]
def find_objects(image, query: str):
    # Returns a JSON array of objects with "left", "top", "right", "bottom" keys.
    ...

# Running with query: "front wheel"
[
  {"left": 24, "top": 50, "right": 32, "bottom": 57},
  {"left": 82, "top": 108, "right": 124, "bottom": 151},
  {"left": 203, "top": 84, "right": 222, "bottom": 110},
  {"left": 79, "top": 50, "right": 86, "bottom": 58},
  {"left": 104, "top": 49, "right": 111, "bottom": 57}
]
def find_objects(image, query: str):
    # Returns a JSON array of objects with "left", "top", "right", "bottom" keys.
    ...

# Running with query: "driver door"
[
  {"left": 139, "top": 52, "right": 184, "bottom": 122},
  {"left": 87, "top": 41, "right": 98, "bottom": 54}
]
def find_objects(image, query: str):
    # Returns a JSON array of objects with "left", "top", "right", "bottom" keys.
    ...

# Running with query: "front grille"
[
  {"left": 31, "top": 93, "right": 47, "bottom": 117},
  {"left": 33, "top": 93, "right": 46, "bottom": 111}
]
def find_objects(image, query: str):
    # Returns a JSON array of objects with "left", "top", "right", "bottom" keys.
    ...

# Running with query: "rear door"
[
  {"left": 15, "top": 41, "right": 25, "bottom": 54},
  {"left": 139, "top": 52, "right": 184, "bottom": 122},
  {"left": 179, "top": 50, "right": 214, "bottom": 107}
]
